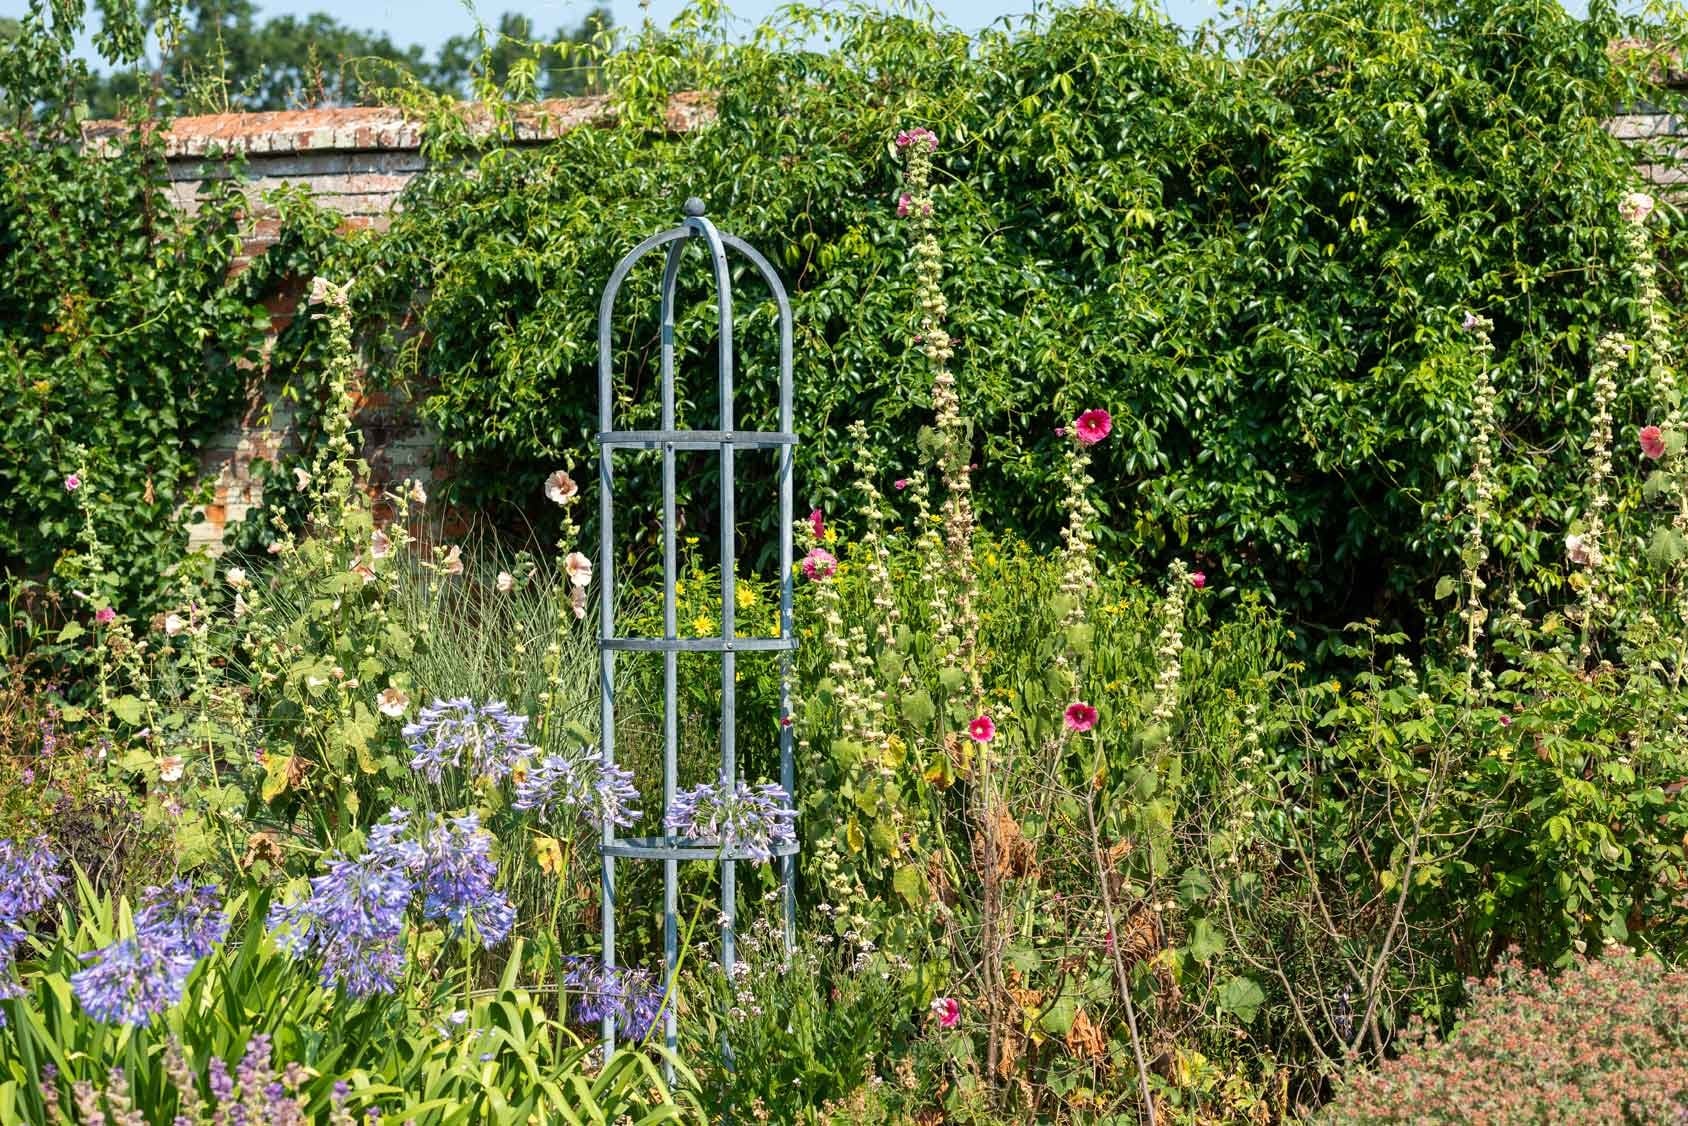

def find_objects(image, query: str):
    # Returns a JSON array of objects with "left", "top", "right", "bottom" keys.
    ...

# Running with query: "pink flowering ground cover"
[{"left": 1321, "top": 946, "right": 1688, "bottom": 1124}]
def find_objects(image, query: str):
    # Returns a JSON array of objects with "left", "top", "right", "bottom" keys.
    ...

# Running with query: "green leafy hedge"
[{"left": 359, "top": 0, "right": 1682, "bottom": 615}]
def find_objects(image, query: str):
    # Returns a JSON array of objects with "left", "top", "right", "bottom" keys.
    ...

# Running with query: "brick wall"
[{"left": 82, "top": 93, "right": 708, "bottom": 551}]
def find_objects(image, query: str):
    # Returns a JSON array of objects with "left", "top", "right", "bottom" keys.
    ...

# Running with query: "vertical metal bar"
[
  {"left": 595, "top": 247, "right": 621, "bottom": 1059},
  {"left": 658, "top": 237, "right": 686, "bottom": 1070}
]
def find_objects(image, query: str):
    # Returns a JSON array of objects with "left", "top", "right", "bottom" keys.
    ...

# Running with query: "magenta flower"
[
  {"left": 894, "top": 479, "right": 910, "bottom": 490},
  {"left": 930, "top": 996, "right": 960, "bottom": 1028},
  {"left": 897, "top": 193, "right": 912, "bottom": 218},
  {"left": 968, "top": 715, "right": 995, "bottom": 744},
  {"left": 1073, "top": 410, "right": 1112, "bottom": 446},
  {"left": 94, "top": 607, "right": 116, "bottom": 625},
  {"left": 1640, "top": 425, "right": 1667, "bottom": 460},
  {"left": 1063, "top": 702, "right": 1098, "bottom": 733},
  {"left": 1499, "top": 714, "right": 1512, "bottom": 728},
  {"left": 809, "top": 507, "right": 825, "bottom": 540},
  {"left": 802, "top": 548, "right": 837, "bottom": 581},
  {"left": 895, "top": 127, "right": 938, "bottom": 151},
  {"left": 63, "top": 473, "right": 81, "bottom": 492},
  {"left": 1189, "top": 571, "right": 1207, "bottom": 590}
]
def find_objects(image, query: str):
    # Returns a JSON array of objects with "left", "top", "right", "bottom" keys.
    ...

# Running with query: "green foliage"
[{"left": 359, "top": 0, "right": 1683, "bottom": 614}]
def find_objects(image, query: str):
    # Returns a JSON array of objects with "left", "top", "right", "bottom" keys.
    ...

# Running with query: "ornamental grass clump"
[{"left": 1320, "top": 945, "right": 1688, "bottom": 1124}]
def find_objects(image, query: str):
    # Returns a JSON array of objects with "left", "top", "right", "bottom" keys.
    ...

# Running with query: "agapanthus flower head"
[
  {"left": 416, "top": 814, "right": 514, "bottom": 949},
  {"left": 1073, "top": 409, "right": 1113, "bottom": 446},
  {"left": 71, "top": 930, "right": 197, "bottom": 1025},
  {"left": 512, "top": 750, "right": 641, "bottom": 830},
  {"left": 0, "top": 838, "right": 66, "bottom": 921},
  {"left": 133, "top": 880, "right": 229, "bottom": 960},
  {"left": 802, "top": 548, "right": 837, "bottom": 581},
  {"left": 1621, "top": 190, "right": 1656, "bottom": 225},
  {"left": 564, "top": 956, "right": 664, "bottom": 1041},
  {"left": 403, "top": 698, "right": 535, "bottom": 783},
  {"left": 1640, "top": 425, "right": 1667, "bottom": 460},
  {"left": 267, "top": 809, "right": 421, "bottom": 998},
  {"left": 930, "top": 996, "right": 960, "bottom": 1028},
  {"left": 1063, "top": 702, "right": 1098, "bottom": 734},
  {"left": 664, "top": 780, "right": 797, "bottom": 862},
  {"left": 968, "top": 714, "right": 996, "bottom": 743}
]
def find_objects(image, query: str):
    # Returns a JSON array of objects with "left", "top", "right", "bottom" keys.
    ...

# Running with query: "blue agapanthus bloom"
[
  {"left": 267, "top": 810, "right": 420, "bottom": 998},
  {"left": 0, "top": 837, "right": 66, "bottom": 921},
  {"left": 664, "top": 781, "right": 798, "bottom": 862},
  {"left": 417, "top": 813, "right": 514, "bottom": 948},
  {"left": 563, "top": 956, "right": 663, "bottom": 1041},
  {"left": 403, "top": 698, "right": 535, "bottom": 783},
  {"left": 512, "top": 751, "right": 641, "bottom": 830},
  {"left": 70, "top": 880, "right": 227, "bottom": 1026}
]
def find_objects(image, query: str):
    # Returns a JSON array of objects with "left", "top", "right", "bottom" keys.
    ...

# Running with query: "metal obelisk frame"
[{"left": 595, "top": 198, "right": 799, "bottom": 1062}]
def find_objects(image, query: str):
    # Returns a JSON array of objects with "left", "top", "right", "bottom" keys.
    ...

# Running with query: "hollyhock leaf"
[
  {"left": 1177, "top": 868, "right": 1213, "bottom": 905},
  {"left": 1433, "top": 576, "right": 1457, "bottom": 601},
  {"left": 1188, "top": 918, "right": 1224, "bottom": 964},
  {"left": 893, "top": 864, "right": 927, "bottom": 908},
  {"left": 938, "top": 667, "right": 965, "bottom": 692},
  {"left": 1066, "top": 623, "right": 1093, "bottom": 655},
  {"left": 111, "top": 696, "right": 146, "bottom": 725},
  {"left": 845, "top": 818, "right": 864, "bottom": 855},
  {"left": 1647, "top": 527, "right": 1688, "bottom": 567},
  {"left": 1039, "top": 994, "right": 1077, "bottom": 1037},
  {"left": 869, "top": 817, "right": 898, "bottom": 855},
  {"left": 1217, "top": 976, "right": 1266, "bottom": 1023},
  {"left": 900, "top": 690, "right": 936, "bottom": 728}
]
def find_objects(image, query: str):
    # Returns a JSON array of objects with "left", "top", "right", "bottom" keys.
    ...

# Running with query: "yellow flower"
[
  {"left": 736, "top": 586, "right": 756, "bottom": 609},
  {"left": 692, "top": 614, "right": 713, "bottom": 636},
  {"left": 685, "top": 536, "right": 700, "bottom": 547},
  {"left": 675, "top": 581, "right": 686, "bottom": 596}
]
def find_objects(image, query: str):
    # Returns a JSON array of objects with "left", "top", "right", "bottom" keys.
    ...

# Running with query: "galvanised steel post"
[{"left": 594, "top": 198, "right": 798, "bottom": 1069}]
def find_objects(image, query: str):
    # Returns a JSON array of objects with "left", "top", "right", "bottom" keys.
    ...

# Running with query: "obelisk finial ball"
[{"left": 683, "top": 197, "right": 707, "bottom": 217}]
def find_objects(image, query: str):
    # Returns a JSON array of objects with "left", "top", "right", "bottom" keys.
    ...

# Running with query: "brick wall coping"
[{"left": 81, "top": 90, "right": 710, "bottom": 159}]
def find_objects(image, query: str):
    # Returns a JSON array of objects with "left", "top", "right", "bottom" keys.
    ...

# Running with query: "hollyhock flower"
[
  {"left": 233, "top": 593, "right": 248, "bottom": 619},
  {"left": 350, "top": 560, "right": 376, "bottom": 585},
  {"left": 1620, "top": 190, "right": 1655, "bottom": 224},
  {"left": 1190, "top": 571, "right": 1207, "bottom": 590},
  {"left": 1074, "top": 409, "right": 1113, "bottom": 446},
  {"left": 544, "top": 470, "right": 578, "bottom": 505},
  {"left": 809, "top": 508, "right": 825, "bottom": 539},
  {"left": 1640, "top": 425, "right": 1667, "bottom": 460},
  {"left": 225, "top": 567, "right": 247, "bottom": 589},
  {"left": 664, "top": 780, "right": 797, "bottom": 862},
  {"left": 894, "top": 478, "right": 910, "bottom": 490},
  {"left": 801, "top": 548, "right": 837, "bottom": 581},
  {"left": 968, "top": 715, "right": 996, "bottom": 743},
  {"left": 163, "top": 613, "right": 185, "bottom": 637},
  {"left": 409, "top": 480, "right": 428, "bottom": 505},
  {"left": 293, "top": 467, "right": 312, "bottom": 492},
  {"left": 1566, "top": 533, "right": 1599, "bottom": 567},
  {"left": 513, "top": 751, "right": 641, "bottom": 831},
  {"left": 94, "top": 607, "right": 115, "bottom": 625},
  {"left": 496, "top": 571, "right": 514, "bottom": 593},
  {"left": 895, "top": 126, "right": 938, "bottom": 151},
  {"left": 897, "top": 193, "right": 912, "bottom": 218},
  {"left": 370, "top": 529, "right": 391, "bottom": 559},
  {"left": 405, "top": 698, "right": 535, "bottom": 783},
  {"left": 930, "top": 996, "right": 960, "bottom": 1028},
  {"left": 376, "top": 687, "right": 409, "bottom": 718},
  {"left": 1499, "top": 714, "right": 1512, "bottom": 727},
  {"left": 1063, "top": 702, "right": 1098, "bottom": 733},
  {"left": 442, "top": 545, "right": 464, "bottom": 576},
  {"left": 1462, "top": 311, "right": 1481, "bottom": 332},
  {"left": 565, "top": 552, "right": 593, "bottom": 589},
  {"left": 159, "top": 755, "right": 185, "bottom": 783},
  {"left": 63, "top": 473, "right": 80, "bottom": 492}
]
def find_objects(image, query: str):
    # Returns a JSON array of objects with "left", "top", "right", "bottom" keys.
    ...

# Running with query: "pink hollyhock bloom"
[
  {"left": 810, "top": 507, "right": 825, "bottom": 539},
  {"left": 1640, "top": 425, "right": 1667, "bottom": 460},
  {"left": 894, "top": 478, "right": 910, "bottom": 490},
  {"left": 1190, "top": 571, "right": 1207, "bottom": 590},
  {"left": 1621, "top": 191, "right": 1656, "bottom": 225},
  {"left": 968, "top": 714, "right": 996, "bottom": 743},
  {"left": 63, "top": 473, "right": 80, "bottom": 492},
  {"left": 1064, "top": 702, "right": 1098, "bottom": 733},
  {"left": 94, "top": 607, "right": 115, "bottom": 625},
  {"left": 802, "top": 547, "right": 837, "bottom": 581},
  {"left": 930, "top": 996, "right": 960, "bottom": 1029},
  {"left": 1055, "top": 426, "right": 1067, "bottom": 437},
  {"left": 1462, "top": 312, "right": 1481, "bottom": 331},
  {"left": 897, "top": 193, "right": 912, "bottom": 218},
  {"left": 1073, "top": 409, "right": 1113, "bottom": 446},
  {"left": 1498, "top": 714, "right": 1512, "bottom": 728}
]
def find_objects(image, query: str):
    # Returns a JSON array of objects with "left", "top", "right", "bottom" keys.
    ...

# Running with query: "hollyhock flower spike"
[
  {"left": 1640, "top": 425, "right": 1667, "bottom": 460},
  {"left": 1621, "top": 190, "right": 1656, "bottom": 225},
  {"left": 968, "top": 714, "right": 996, "bottom": 743},
  {"left": 802, "top": 548, "right": 837, "bottom": 581},
  {"left": 1073, "top": 409, "right": 1113, "bottom": 446},
  {"left": 930, "top": 996, "right": 961, "bottom": 1029},
  {"left": 1063, "top": 702, "right": 1098, "bottom": 734}
]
